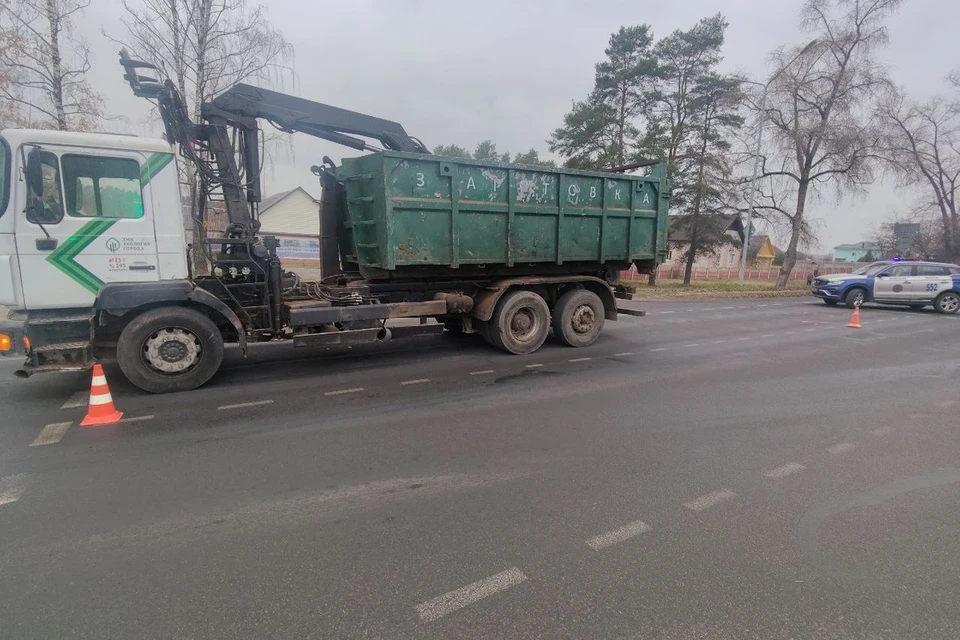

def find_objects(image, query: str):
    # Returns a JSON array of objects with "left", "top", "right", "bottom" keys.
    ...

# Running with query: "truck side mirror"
[{"left": 25, "top": 148, "right": 43, "bottom": 195}]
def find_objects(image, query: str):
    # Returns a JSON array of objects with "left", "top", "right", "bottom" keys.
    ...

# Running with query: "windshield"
[{"left": 852, "top": 262, "right": 889, "bottom": 275}]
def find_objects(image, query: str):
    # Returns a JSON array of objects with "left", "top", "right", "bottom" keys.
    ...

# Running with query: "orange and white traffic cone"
[
  {"left": 80, "top": 363, "right": 123, "bottom": 426},
  {"left": 847, "top": 305, "right": 862, "bottom": 329}
]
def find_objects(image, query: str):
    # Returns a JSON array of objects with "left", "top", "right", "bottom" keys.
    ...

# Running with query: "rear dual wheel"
[
  {"left": 486, "top": 290, "right": 551, "bottom": 355},
  {"left": 552, "top": 289, "right": 604, "bottom": 348}
]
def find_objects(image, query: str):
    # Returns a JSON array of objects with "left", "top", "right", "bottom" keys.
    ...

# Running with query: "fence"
[{"left": 622, "top": 263, "right": 867, "bottom": 282}]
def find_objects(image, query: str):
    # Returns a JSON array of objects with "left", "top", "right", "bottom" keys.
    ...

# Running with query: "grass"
[{"left": 622, "top": 277, "right": 809, "bottom": 299}]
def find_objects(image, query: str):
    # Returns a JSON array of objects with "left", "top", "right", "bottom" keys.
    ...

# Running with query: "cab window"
[
  {"left": 0, "top": 138, "right": 9, "bottom": 218},
  {"left": 27, "top": 151, "right": 65, "bottom": 224},
  {"left": 916, "top": 265, "right": 949, "bottom": 276},
  {"left": 61, "top": 155, "right": 144, "bottom": 219}
]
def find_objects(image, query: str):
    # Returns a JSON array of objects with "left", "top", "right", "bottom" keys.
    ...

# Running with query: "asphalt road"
[{"left": 2, "top": 297, "right": 959, "bottom": 639}]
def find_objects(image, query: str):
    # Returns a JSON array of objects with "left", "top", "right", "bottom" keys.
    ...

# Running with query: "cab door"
[
  {"left": 872, "top": 264, "right": 915, "bottom": 302},
  {"left": 15, "top": 146, "right": 162, "bottom": 309}
]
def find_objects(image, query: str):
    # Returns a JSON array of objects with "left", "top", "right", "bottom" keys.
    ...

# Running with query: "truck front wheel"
[
  {"left": 552, "top": 289, "right": 604, "bottom": 347},
  {"left": 117, "top": 306, "right": 225, "bottom": 393},
  {"left": 489, "top": 289, "right": 550, "bottom": 355}
]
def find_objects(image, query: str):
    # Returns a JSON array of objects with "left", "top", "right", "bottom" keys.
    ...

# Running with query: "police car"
[{"left": 810, "top": 260, "right": 960, "bottom": 314}]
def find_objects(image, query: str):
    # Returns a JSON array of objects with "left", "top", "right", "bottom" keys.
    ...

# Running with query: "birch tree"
[{"left": 0, "top": 0, "right": 102, "bottom": 130}]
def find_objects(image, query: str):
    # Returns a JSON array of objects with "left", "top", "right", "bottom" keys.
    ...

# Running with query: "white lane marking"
[
  {"left": 586, "top": 519, "right": 652, "bottom": 550},
  {"left": 871, "top": 427, "right": 895, "bottom": 436},
  {"left": 717, "top": 306, "right": 735, "bottom": 310},
  {"left": 703, "top": 307, "right": 716, "bottom": 311},
  {"left": 710, "top": 339, "right": 726, "bottom": 344},
  {"left": 469, "top": 370, "right": 495, "bottom": 376},
  {"left": 0, "top": 474, "right": 26, "bottom": 506},
  {"left": 804, "top": 328, "right": 818, "bottom": 332},
  {"left": 761, "top": 334, "right": 775, "bottom": 338},
  {"left": 524, "top": 363, "right": 543, "bottom": 369},
  {"left": 401, "top": 378, "right": 430, "bottom": 385},
  {"left": 772, "top": 303, "right": 783, "bottom": 306},
  {"left": 650, "top": 348, "right": 667, "bottom": 352},
  {"left": 324, "top": 387, "right": 365, "bottom": 396},
  {"left": 660, "top": 311, "right": 676, "bottom": 314},
  {"left": 30, "top": 422, "right": 72, "bottom": 447},
  {"left": 684, "top": 489, "right": 737, "bottom": 512},
  {"left": 783, "top": 331, "right": 795, "bottom": 335},
  {"left": 828, "top": 442, "right": 856, "bottom": 454},
  {"left": 764, "top": 462, "right": 806, "bottom": 479},
  {"left": 117, "top": 415, "right": 156, "bottom": 424},
  {"left": 613, "top": 352, "right": 633, "bottom": 357},
  {"left": 218, "top": 399, "right": 274, "bottom": 410},
  {"left": 61, "top": 391, "right": 88, "bottom": 409},
  {"left": 415, "top": 568, "right": 527, "bottom": 622},
  {"left": 736, "top": 336, "right": 751, "bottom": 341},
  {"left": 682, "top": 343, "right": 701, "bottom": 348},
  {"left": 568, "top": 357, "right": 592, "bottom": 362}
]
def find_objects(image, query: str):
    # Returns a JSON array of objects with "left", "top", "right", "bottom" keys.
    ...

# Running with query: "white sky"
[{"left": 78, "top": 0, "right": 959, "bottom": 251}]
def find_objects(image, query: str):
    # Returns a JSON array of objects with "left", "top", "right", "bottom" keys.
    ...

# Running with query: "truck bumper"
[{"left": 0, "top": 316, "right": 27, "bottom": 357}]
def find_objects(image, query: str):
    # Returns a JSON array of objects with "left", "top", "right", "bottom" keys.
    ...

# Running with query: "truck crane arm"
[{"left": 119, "top": 50, "right": 428, "bottom": 236}]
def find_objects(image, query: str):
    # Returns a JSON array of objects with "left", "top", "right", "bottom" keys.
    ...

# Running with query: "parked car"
[{"left": 810, "top": 260, "right": 960, "bottom": 314}]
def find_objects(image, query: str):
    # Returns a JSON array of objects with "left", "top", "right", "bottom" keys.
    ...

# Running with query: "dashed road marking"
[
  {"left": 568, "top": 357, "right": 592, "bottom": 362},
  {"left": 324, "top": 387, "right": 365, "bottom": 396},
  {"left": 871, "top": 427, "right": 895, "bottom": 436},
  {"left": 804, "top": 328, "right": 818, "bottom": 332},
  {"left": 0, "top": 474, "right": 25, "bottom": 506},
  {"left": 524, "top": 363, "right": 543, "bottom": 369},
  {"left": 650, "top": 348, "right": 667, "bottom": 352},
  {"left": 218, "top": 399, "right": 274, "bottom": 410},
  {"left": 469, "top": 370, "right": 495, "bottom": 376},
  {"left": 828, "top": 442, "right": 856, "bottom": 454},
  {"left": 61, "top": 392, "right": 88, "bottom": 410},
  {"left": 761, "top": 334, "right": 775, "bottom": 338},
  {"left": 682, "top": 343, "right": 701, "bottom": 348},
  {"left": 613, "top": 352, "right": 633, "bottom": 357},
  {"left": 764, "top": 462, "right": 806, "bottom": 479},
  {"left": 586, "top": 519, "right": 652, "bottom": 550},
  {"left": 415, "top": 568, "right": 527, "bottom": 622},
  {"left": 684, "top": 489, "right": 737, "bottom": 512},
  {"left": 401, "top": 378, "right": 431, "bottom": 386},
  {"left": 660, "top": 311, "right": 676, "bottom": 314},
  {"left": 118, "top": 415, "right": 156, "bottom": 424},
  {"left": 30, "top": 422, "right": 72, "bottom": 447},
  {"left": 717, "top": 306, "right": 735, "bottom": 310},
  {"left": 783, "top": 331, "right": 795, "bottom": 335},
  {"left": 710, "top": 339, "right": 726, "bottom": 344},
  {"left": 736, "top": 336, "right": 750, "bottom": 341}
]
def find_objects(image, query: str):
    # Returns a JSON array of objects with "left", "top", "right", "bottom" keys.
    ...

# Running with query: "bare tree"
[
  {"left": 753, "top": 0, "right": 900, "bottom": 288},
  {"left": 877, "top": 86, "right": 960, "bottom": 261},
  {"left": 0, "top": 0, "right": 102, "bottom": 130},
  {"left": 111, "top": 0, "right": 294, "bottom": 270}
]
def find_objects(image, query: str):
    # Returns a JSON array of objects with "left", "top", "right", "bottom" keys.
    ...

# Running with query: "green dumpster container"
[{"left": 337, "top": 152, "right": 670, "bottom": 279}]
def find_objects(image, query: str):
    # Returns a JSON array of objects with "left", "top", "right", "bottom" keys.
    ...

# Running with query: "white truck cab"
[{"left": 0, "top": 129, "right": 187, "bottom": 313}]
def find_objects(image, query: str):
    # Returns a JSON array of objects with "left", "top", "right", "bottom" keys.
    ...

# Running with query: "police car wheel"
[
  {"left": 844, "top": 288, "right": 866, "bottom": 309},
  {"left": 934, "top": 291, "right": 960, "bottom": 315}
]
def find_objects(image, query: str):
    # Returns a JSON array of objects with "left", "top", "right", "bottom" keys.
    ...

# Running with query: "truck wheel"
[
  {"left": 489, "top": 290, "right": 550, "bottom": 355},
  {"left": 552, "top": 289, "right": 604, "bottom": 347},
  {"left": 117, "top": 306, "right": 225, "bottom": 393},
  {"left": 934, "top": 291, "right": 960, "bottom": 314},
  {"left": 844, "top": 287, "right": 866, "bottom": 309}
]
